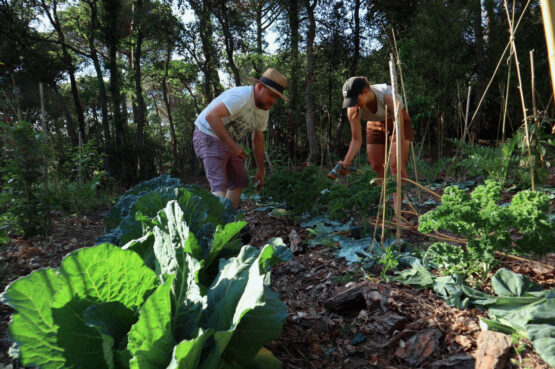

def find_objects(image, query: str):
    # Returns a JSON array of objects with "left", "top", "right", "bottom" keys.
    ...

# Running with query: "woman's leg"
[
  {"left": 367, "top": 143, "right": 386, "bottom": 180},
  {"left": 389, "top": 139, "right": 411, "bottom": 216}
]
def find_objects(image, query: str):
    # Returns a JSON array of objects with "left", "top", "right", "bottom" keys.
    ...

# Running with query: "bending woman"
[{"left": 340, "top": 76, "right": 414, "bottom": 210}]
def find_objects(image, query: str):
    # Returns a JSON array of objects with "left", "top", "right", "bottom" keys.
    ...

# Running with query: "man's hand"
[
  {"left": 253, "top": 169, "right": 264, "bottom": 188},
  {"left": 230, "top": 143, "right": 248, "bottom": 159}
]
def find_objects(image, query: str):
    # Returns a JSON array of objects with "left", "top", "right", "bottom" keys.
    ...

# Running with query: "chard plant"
[
  {"left": 418, "top": 180, "right": 554, "bottom": 282},
  {"left": 1, "top": 199, "right": 290, "bottom": 369}
]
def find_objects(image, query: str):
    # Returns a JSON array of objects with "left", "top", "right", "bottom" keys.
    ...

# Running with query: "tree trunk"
[
  {"left": 190, "top": 0, "right": 221, "bottom": 102},
  {"left": 216, "top": 2, "right": 241, "bottom": 86},
  {"left": 51, "top": 83, "right": 78, "bottom": 146},
  {"left": 304, "top": 0, "right": 319, "bottom": 163},
  {"left": 103, "top": 0, "right": 135, "bottom": 184},
  {"left": 162, "top": 47, "right": 179, "bottom": 173},
  {"left": 87, "top": 0, "right": 111, "bottom": 173},
  {"left": 132, "top": 0, "right": 150, "bottom": 179},
  {"left": 350, "top": 0, "right": 360, "bottom": 75},
  {"left": 286, "top": 0, "right": 300, "bottom": 160}
]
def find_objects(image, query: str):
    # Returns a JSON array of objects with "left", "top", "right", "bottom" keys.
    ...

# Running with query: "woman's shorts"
[
  {"left": 193, "top": 128, "right": 249, "bottom": 192},
  {"left": 366, "top": 119, "right": 414, "bottom": 145}
]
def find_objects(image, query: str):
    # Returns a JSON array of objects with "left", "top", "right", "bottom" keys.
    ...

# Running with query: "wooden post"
[
  {"left": 389, "top": 54, "right": 402, "bottom": 243},
  {"left": 541, "top": 0, "right": 555, "bottom": 98},
  {"left": 463, "top": 86, "right": 472, "bottom": 142},
  {"left": 504, "top": 0, "right": 534, "bottom": 190}
]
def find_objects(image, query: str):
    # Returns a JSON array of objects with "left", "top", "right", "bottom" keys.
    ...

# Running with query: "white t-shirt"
[
  {"left": 194, "top": 86, "right": 269, "bottom": 141},
  {"left": 359, "top": 84, "right": 404, "bottom": 122}
]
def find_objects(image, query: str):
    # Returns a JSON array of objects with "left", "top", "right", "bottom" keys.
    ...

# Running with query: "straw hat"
[{"left": 253, "top": 68, "right": 288, "bottom": 100}]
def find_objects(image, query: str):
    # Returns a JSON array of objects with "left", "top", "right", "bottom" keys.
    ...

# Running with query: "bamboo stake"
[
  {"left": 403, "top": 178, "right": 442, "bottom": 199},
  {"left": 390, "top": 30, "right": 422, "bottom": 202},
  {"left": 389, "top": 54, "right": 402, "bottom": 243},
  {"left": 459, "top": 0, "right": 531, "bottom": 144},
  {"left": 502, "top": 57, "right": 512, "bottom": 141},
  {"left": 540, "top": 0, "right": 555, "bottom": 98},
  {"left": 463, "top": 86, "right": 472, "bottom": 142},
  {"left": 530, "top": 50, "right": 538, "bottom": 124},
  {"left": 503, "top": 0, "right": 535, "bottom": 190}
]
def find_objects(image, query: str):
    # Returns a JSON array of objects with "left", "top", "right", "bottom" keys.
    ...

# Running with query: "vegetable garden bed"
[{"left": 0, "top": 174, "right": 553, "bottom": 369}]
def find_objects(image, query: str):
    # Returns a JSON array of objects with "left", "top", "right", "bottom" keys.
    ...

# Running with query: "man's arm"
[
  {"left": 342, "top": 107, "right": 363, "bottom": 168},
  {"left": 205, "top": 102, "right": 248, "bottom": 159},
  {"left": 252, "top": 129, "right": 265, "bottom": 186}
]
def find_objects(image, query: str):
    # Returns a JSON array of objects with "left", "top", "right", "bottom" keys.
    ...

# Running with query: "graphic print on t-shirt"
[{"left": 226, "top": 107, "right": 265, "bottom": 141}]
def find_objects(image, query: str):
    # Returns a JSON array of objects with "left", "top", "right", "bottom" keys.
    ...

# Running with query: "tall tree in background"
[
  {"left": 283, "top": 0, "right": 300, "bottom": 159},
  {"left": 246, "top": 0, "right": 282, "bottom": 73},
  {"left": 101, "top": 0, "right": 137, "bottom": 183},
  {"left": 38, "top": 0, "right": 87, "bottom": 145},
  {"left": 214, "top": 1, "right": 248, "bottom": 86},
  {"left": 84, "top": 0, "right": 111, "bottom": 171},
  {"left": 304, "top": 0, "right": 320, "bottom": 163},
  {"left": 187, "top": 0, "right": 221, "bottom": 102}
]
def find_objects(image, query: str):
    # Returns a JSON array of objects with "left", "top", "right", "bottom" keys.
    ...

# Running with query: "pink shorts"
[{"left": 193, "top": 128, "right": 248, "bottom": 192}]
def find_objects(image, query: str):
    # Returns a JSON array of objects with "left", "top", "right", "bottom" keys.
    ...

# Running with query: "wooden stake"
[
  {"left": 540, "top": 0, "right": 555, "bottom": 98},
  {"left": 389, "top": 54, "right": 402, "bottom": 243},
  {"left": 463, "top": 86, "right": 472, "bottom": 142},
  {"left": 504, "top": 0, "right": 535, "bottom": 190}
]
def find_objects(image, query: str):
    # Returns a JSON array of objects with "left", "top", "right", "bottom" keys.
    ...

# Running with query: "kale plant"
[{"left": 418, "top": 180, "right": 554, "bottom": 277}]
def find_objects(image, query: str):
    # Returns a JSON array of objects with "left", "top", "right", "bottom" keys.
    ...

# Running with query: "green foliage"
[
  {"left": 423, "top": 242, "right": 470, "bottom": 277},
  {"left": 0, "top": 120, "right": 49, "bottom": 237},
  {"left": 323, "top": 169, "right": 383, "bottom": 221},
  {"left": 61, "top": 139, "right": 105, "bottom": 183},
  {"left": 2, "top": 186, "right": 290, "bottom": 369},
  {"left": 513, "top": 115, "right": 555, "bottom": 187},
  {"left": 378, "top": 246, "right": 399, "bottom": 282},
  {"left": 452, "top": 138, "right": 517, "bottom": 185},
  {"left": 260, "top": 165, "right": 329, "bottom": 215},
  {"left": 412, "top": 157, "right": 451, "bottom": 184},
  {"left": 260, "top": 165, "right": 383, "bottom": 222},
  {"left": 104, "top": 174, "right": 185, "bottom": 231},
  {"left": 418, "top": 180, "right": 554, "bottom": 281},
  {"left": 98, "top": 177, "right": 238, "bottom": 251},
  {"left": 49, "top": 171, "right": 114, "bottom": 215}
]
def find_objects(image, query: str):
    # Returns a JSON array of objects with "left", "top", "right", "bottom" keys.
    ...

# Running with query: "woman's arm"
[{"left": 342, "top": 107, "right": 363, "bottom": 168}]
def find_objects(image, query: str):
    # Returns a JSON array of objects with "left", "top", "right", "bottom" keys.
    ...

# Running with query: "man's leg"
[
  {"left": 193, "top": 129, "right": 230, "bottom": 198},
  {"left": 225, "top": 153, "right": 249, "bottom": 209},
  {"left": 226, "top": 188, "right": 243, "bottom": 208}
]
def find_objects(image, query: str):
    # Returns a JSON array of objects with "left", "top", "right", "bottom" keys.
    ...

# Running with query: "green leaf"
[
  {"left": 83, "top": 302, "right": 138, "bottom": 368},
  {"left": 171, "top": 249, "right": 206, "bottom": 341},
  {"left": 395, "top": 267, "right": 434, "bottom": 288},
  {"left": 225, "top": 347, "right": 282, "bottom": 369},
  {"left": 491, "top": 268, "right": 545, "bottom": 297},
  {"left": 201, "top": 245, "right": 288, "bottom": 366},
  {"left": 1, "top": 269, "right": 66, "bottom": 369},
  {"left": 526, "top": 297, "right": 555, "bottom": 367},
  {"left": 52, "top": 244, "right": 158, "bottom": 369},
  {"left": 205, "top": 221, "right": 246, "bottom": 268},
  {"left": 166, "top": 329, "right": 214, "bottom": 369},
  {"left": 128, "top": 276, "right": 175, "bottom": 369}
]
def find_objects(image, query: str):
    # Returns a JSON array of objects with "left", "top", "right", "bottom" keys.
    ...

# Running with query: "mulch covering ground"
[{"left": 0, "top": 188, "right": 553, "bottom": 368}]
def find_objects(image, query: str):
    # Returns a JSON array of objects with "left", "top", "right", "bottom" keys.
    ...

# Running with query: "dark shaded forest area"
[{"left": 1, "top": 0, "right": 554, "bottom": 368}]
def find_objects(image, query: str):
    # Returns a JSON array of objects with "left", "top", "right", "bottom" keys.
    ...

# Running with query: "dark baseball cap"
[{"left": 342, "top": 77, "right": 369, "bottom": 108}]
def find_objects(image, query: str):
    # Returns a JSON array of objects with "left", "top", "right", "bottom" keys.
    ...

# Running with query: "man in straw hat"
[{"left": 193, "top": 68, "right": 287, "bottom": 208}]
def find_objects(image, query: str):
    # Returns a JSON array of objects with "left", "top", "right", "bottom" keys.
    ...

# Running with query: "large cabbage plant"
[{"left": 2, "top": 200, "right": 290, "bottom": 369}]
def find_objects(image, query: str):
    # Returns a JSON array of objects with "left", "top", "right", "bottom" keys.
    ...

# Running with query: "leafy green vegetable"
[
  {"left": 1, "top": 244, "right": 158, "bottom": 369},
  {"left": 418, "top": 180, "right": 554, "bottom": 282},
  {"left": 3, "top": 197, "right": 290, "bottom": 369}
]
